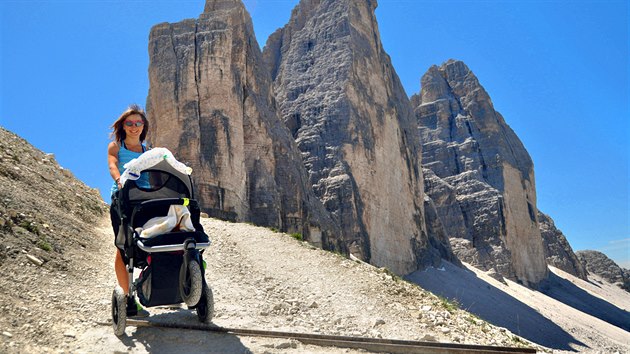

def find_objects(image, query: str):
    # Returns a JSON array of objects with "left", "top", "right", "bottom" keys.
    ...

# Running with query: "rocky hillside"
[
  {"left": 0, "top": 126, "right": 108, "bottom": 351},
  {"left": 0, "top": 127, "right": 107, "bottom": 268},
  {"left": 577, "top": 250, "right": 630, "bottom": 292},
  {"left": 411, "top": 60, "right": 548, "bottom": 287},
  {"left": 146, "top": 0, "right": 339, "bottom": 244}
]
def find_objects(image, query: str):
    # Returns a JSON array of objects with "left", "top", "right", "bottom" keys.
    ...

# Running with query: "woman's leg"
[
  {"left": 115, "top": 249, "right": 129, "bottom": 294},
  {"left": 110, "top": 201, "right": 128, "bottom": 293}
]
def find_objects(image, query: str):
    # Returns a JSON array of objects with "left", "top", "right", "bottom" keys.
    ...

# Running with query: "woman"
[{"left": 108, "top": 104, "right": 150, "bottom": 317}]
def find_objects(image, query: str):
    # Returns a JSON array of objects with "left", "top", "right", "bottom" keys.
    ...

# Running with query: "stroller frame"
[{"left": 111, "top": 159, "right": 214, "bottom": 336}]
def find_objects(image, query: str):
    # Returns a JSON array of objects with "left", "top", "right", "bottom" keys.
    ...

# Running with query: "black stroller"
[{"left": 110, "top": 156, "right": 213, "bottom": 336}]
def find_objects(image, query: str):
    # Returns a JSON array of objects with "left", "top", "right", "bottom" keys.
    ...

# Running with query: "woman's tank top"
[{"left": 110, "top": 142, "right": 147, "bottom": 197}]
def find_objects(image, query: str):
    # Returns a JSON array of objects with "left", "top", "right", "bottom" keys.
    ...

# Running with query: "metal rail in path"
[{"left": 123, "top": 319, "right": 538, "bottom": 354}]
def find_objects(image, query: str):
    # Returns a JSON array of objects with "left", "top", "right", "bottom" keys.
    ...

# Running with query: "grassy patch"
[
  {"left": 465, "top": 314, "right": 481, "bottom": 325},
  {"left": 438, "top": 295, "right": 460, "bottom": 313},
  {"left": 331, "top": 249, "right": 347, "bottom": 259},
  {"left": 19, "top": 220, "right": 40, "bottom": 235},
  {"left": 37, "top": 237, "right": 52, "bottom": 252},
  {"left": 290, "top": 233, "right": 303, "bottom": 241},
  {"left": 512, "top": 335, "right": 525, "bottom": 343}
]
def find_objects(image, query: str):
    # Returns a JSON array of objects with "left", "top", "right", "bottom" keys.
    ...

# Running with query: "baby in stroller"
[{"left": 110, "top": 148, "right": 214, "bottom": 336}]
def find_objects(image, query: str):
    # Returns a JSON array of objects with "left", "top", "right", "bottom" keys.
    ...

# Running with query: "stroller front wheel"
[
  {"left": 196, "top": 283, "right": 215, "bottom": 324},
  {"left": 111, "top": 286, "right": 127, "bottom": 336},
  {"left": 179, "top": 259, "right": 203, "bottom": 306}
]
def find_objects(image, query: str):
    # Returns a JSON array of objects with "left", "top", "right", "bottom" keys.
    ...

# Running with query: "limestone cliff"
[
  {"left": 146, "top": 0, "right": 339, "bottom": 242},
  {"left": 538, "top": 211, "right": 588, "bottom": 279},
  {"left": 413, "top": 60, "right": 548, "bottom": 286},
  {"left": 264, "top": 0, "right": 451, "bottom": 274}
]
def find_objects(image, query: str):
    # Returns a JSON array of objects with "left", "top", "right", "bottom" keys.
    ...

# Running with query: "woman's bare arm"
[{"left": 107, "top": 141, "right": 121, "bottom": 188}]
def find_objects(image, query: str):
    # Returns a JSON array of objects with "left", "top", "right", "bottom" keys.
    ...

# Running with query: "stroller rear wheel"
[
  {"left": 179, "top": 259, "right": 203, "bottom": 306},
  {"left": 196, "top": 283, "right": 215, "bottom": 324},
  {"left": 111, "top": 286, "right": 127, "bottom": 336}
]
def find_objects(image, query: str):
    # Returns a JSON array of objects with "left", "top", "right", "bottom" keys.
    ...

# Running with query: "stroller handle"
[
  {"left": 134, "top": 198, "right": 198, "bottom": 210},
  {"left": 136, "top": 240, "right": 211, "bottom": 253}
]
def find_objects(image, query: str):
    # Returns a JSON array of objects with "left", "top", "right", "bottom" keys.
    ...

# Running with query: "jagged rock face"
[
  {"left": 264, "top": 0, "right": 446, "bottom": 274},
  {"left": 146, "top": 0, "right": 338, "bottom": 242},
  {"left": 423, "top": 168, "right": 512, "bottom": 278},
  {"left": 423, "top": 193, "right": 462, "bottom": 267},
  {"left": 413, "top": 60, "right": 548, "bottom": 286},
  {"left": 576, "top": 250, "right": 630, "bottom": 292},
  {"left": 538, "top": 211, "right": 588, "bottom": 280},
  {"left": 422, "top": 168, "right": 470, "bottom": 244}
]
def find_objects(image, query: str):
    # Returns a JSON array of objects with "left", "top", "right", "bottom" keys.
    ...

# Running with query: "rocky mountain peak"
[
  {"left": 414, "top": 59, "right": 547, "bottom": 286},
  {"left": 163, "top": 0, "right": 459, "bottom": 277},
  {"left": 418, "top": 65, "right": 452, "bottom": 103},
  {"left": 576, "top": 250, "right": 630, "bottom": 292},
  {"left": 435, "top": 60, "right": 486, "bottom": 100},
  {"left": 264, "top": 0, "right": 455, "bottom": 275},
  {"left": 203, "top": 0, "right": 243, "bottom": 13},
  {"left": 538, "top": 210, "right": 588, "bottom": 280},
  {"left": 147, "top": 0, "right": 339, "bottom": 243}
]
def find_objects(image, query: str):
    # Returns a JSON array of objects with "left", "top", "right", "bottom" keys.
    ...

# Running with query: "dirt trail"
[
  {"left": 1, "top": 216, "right": 539, "bottom": 353},
  {"left": 2, "top": 216, "right": 628, "bottom": 353}
]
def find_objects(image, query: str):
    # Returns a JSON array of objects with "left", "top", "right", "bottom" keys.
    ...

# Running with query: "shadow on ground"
[
  {"left": 406, "top": 262, "right": 585, "bottom": 351},
  {"left": 540, "top": 272, "right": 630, "bottom": 331},
  {"left": 119, "top": 310, "right": 252, "bottom": 354}
]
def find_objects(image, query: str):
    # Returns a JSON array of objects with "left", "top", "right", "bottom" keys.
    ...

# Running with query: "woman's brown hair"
[{"left": 110, "top": 104, "right": 149, "bottom": 143}]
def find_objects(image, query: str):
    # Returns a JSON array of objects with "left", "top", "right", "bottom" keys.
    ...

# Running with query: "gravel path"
[
  {"left": 2, "top": 216, "right": 627, "bottom": 353},
  {"left": 1, "top": 217, "right": 540, "bottom": 353}
]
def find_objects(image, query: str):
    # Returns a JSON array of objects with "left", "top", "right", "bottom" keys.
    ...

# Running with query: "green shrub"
[{"left": 37, "top": 237, "right": 52, "bottom": 252}]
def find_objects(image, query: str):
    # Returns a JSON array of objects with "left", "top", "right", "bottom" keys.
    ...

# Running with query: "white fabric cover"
[
  {"left": 120, "top": 147, "right": 192, "bottom": 187},
  {"left": 139, "top": 205, "right": 195, "bottom": 239}
]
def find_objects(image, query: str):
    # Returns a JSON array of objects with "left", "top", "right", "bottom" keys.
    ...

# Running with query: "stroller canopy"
[{"left": 120, "top": 148, "right": 194, "bottom": 201}]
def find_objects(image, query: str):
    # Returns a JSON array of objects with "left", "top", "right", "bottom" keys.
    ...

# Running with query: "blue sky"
[{"left": 1, "top": 0, "right": 628, "bottom": 268}]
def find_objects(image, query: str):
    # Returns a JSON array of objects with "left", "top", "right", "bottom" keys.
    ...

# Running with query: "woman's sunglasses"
[{"left": 124, "top": 121, "right": 144, "bottom": 127}]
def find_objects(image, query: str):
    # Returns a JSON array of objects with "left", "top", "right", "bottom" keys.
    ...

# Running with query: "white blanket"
[
  {"left": 120, "top": 147, "right": 192, "bottom": 187},
  {"left": 139, "top": 205, "right": 195, "bottom": 239}
]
